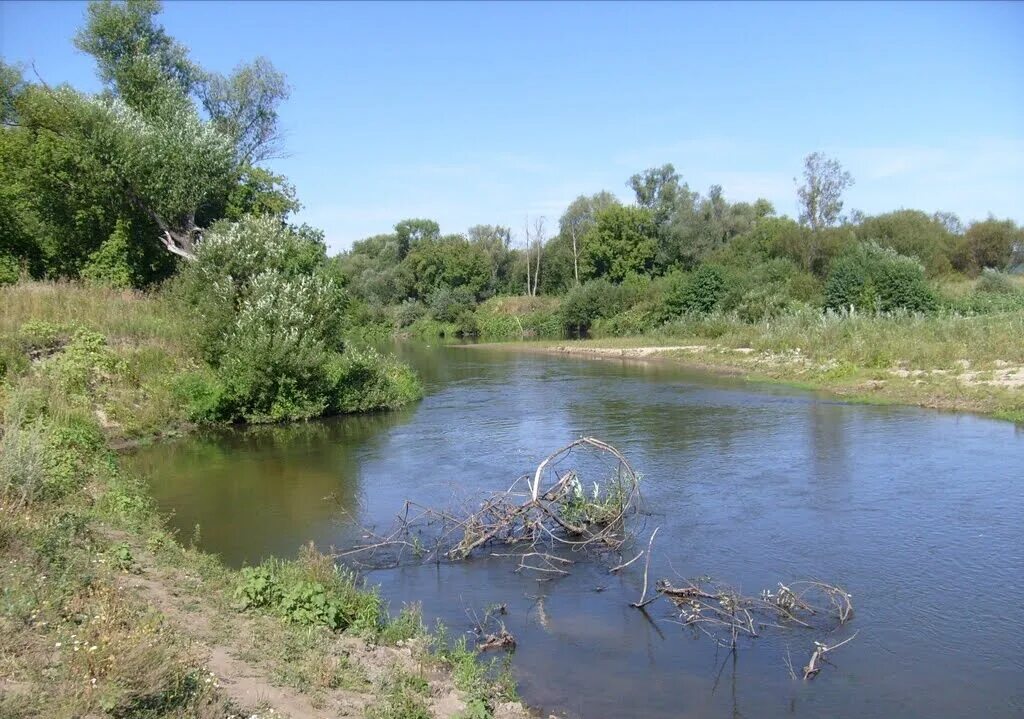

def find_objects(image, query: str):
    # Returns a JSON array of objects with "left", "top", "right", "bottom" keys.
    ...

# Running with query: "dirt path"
[{"left": 115, "top": 550, "right": 532, "bottom": 719}]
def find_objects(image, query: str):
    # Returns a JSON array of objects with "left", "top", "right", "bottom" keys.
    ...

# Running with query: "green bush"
[
  {"left": 665, "top": 265, "right": 728, "bottom": 316},
  {"left": 427, "top": 285, "right": 476, "bottom": 323},
  {"left": 0, "top": 254, "right": 20, "bottom": 286},
  {"left": 325, "top": 347, "right": 422, "bottom": 414},
  {"left": 825, "top": 242, "right": 937, "bottom": 313},
  {"left": 975, "top": 268, "right": 1019, "bottom": 295},
  {"left": 80, "top": 220, "right": 135, "bottom": 289},
  {"left": 174, "top": 216, "right": 421, "bottom": 423},
  {"left": 560, "top": 279, "right": 629, "bottom": 335},
  {"left": 235, "top": 558, "right": 384, "bottom": 633}
]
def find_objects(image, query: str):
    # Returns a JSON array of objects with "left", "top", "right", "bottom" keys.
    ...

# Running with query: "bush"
[
  {"left": 825, "top": 242, "right": 937, "bottom": 313},
  {"left": 975, "top": 268, "right": 1019, "bottom": 295},
  {"left": 80, "top": 220, "right": 135, "bottom": 289},
  {"left": 427, "top": 285, "right": 477, "bottom": 323},
  {"left": 560, "top": 279, "right": 628, "bottom": 335},
  {"left": 235, "top": 554, "right": 384, "bottom": 633},
  {"left": 175, "top": 216, "right": 420, "bottom": 423},
  {"left": 0, "top": 254, "right": 20, "bottom": 286},
  {"left": 665, "top": 265, "right": 728, "bottom": 317},
  {"left": 325, "top": 347, "right": 422, "bottom": 414}
]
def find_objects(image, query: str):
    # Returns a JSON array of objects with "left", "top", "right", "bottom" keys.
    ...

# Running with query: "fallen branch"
[
  {"left": 630, "top": 527, "right": 660, "bottom": 608},
  {"left": 803, "top": 631, "right": 859, "bottom": 679}
]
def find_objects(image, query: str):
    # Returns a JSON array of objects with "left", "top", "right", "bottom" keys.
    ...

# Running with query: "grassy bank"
[
  {"left": 498, "top": 308, "right": 1024, "bottom": 423},
  {"left": 0, "top": 281, "right": 525, "bottom": 719}
]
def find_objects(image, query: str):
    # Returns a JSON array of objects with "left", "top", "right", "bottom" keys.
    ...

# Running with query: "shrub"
[
  {"left": 175, "top": 216, "right": 420, "bottom": 422},
  {"left": 664, "top": 265, "right": 728, "bottom": 317},
  {"left": 235, "top": 555, "right": 384, "bottom": 633},
  {"left": 560, "top": 279, "right": 628, "bottom": 335},
  {"left": 975, "top": 268, "right": 1018, "bottom": 295},
  {"left": 0, "top": 254, "right": 20, "bottom": 286},
  {"left": 427, "top": 285, "right": 476, "bottom": 323},
  {"left": 325, "top": 347, "right": 422, "bottom": 414},
  {"left": 825, "top": 242, "right": 936, "bottom": 313},
  {"left": 80, "top": 219, "right": 135, "bottom": 289}
]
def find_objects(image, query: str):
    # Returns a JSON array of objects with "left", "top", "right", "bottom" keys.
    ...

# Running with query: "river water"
[{"left": 125, "top": 344, "right": 1024, "bottom": 718}]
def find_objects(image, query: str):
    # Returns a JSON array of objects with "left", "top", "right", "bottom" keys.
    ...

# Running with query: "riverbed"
[{"left": 125, "top": 343, "right": 1024, "bottom": 718}]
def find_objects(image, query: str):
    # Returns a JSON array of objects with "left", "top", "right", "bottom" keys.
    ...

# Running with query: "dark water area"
[{"left": 125, "top": 344, "right": 1024, "bottom": 718}]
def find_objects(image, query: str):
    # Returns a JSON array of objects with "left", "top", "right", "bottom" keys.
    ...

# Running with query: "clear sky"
[{"left": 2, "top": 1, "right": 1022, "bottom": 252}]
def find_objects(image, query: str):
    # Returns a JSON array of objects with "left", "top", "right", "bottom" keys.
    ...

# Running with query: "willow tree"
[{"left": 1, "top": 0, "right": 292, "bottom": 278}]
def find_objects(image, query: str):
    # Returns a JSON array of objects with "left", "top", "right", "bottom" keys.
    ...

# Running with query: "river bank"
[
  {"left": 0, "top": 282, "right": 529, "bottom": 719},
  {"left": 478, "top": 312, "right": 1024, "bottom": 423}
]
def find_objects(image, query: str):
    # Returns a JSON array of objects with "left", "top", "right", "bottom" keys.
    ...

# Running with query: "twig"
[
  {"left": 803, "top": 631, "right": 859, "bottom": 680},
  {"left": 631, "top": 527, "right": 660, "bottom": 608}
]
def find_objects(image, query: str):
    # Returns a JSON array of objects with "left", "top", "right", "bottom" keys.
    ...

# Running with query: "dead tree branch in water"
[
  {"left": 333, "top": 437, "right": 858, "bottom": 681},
  {"left": 335, "top": 437, "right": 642, "bottom": 567},
  {"left": 803, "top": 631, "right": 859, "bottom": 679}
]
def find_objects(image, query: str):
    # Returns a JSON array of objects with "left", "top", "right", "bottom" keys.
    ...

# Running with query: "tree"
[
  {"left": 74, "top": 0, "right": 199, "bottom": 116},
  {"left": 523, "top": 216, "right": 546, "bottom": 297},
  {"left": 404, "top": 234, "right": 491, "bottom": 300},
  {"left": 581, "top": 205, "right": 657, "bottom": 282},
  {"left": 467, "top": 224, "right": 515, "bottom": 294},
  {"left": 796, "top": 152, "right": 854, "bottom": 230},
  {"left": 857, "top": 210, "right": 955, "bottom": 276},
  {"left": 558, "top": 191, "right": 619, "bottom": 287},
  {"left": 961, "top": 218, "right": 1022, "bottom": 271},
  {"left": 394, "top": 218, "right": 440, "bottom": 260},
  {"left": 629, "top": 164, "right": 680, "bottom": 225},
  {"left": 198, "top": 57, "right": 290, "bottom": 164}
]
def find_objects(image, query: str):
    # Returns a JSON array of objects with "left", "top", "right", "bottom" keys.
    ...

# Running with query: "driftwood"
[
  {"left": 334, "top": 438, "right": 856, "bottom": 680},
  {"left": 802, "top": 631, "right": 859, "bottom": 679},
  {"left": 336, "top": 437, "right": 642, "bottom": 569}
]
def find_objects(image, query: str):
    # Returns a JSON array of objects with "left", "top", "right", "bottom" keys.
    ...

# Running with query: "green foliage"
[
  {"left": 45, "top": 328, "right": 127, "bottom": 395},
  {"left": 560, "top": 474, "right": 630, "bottom": 529},
  {"left": 581, "top": 205, "right": 658, "bottom": 282},
  {"left": 325, "top": 347, "right": 423, "bottom": 414},
  {"left": 857, "top": 210, "right": 955, "bottom": 276},
  {"left": 961, "top": 218, "right": 1022, "bottom": 271},
  {"left": 235, "top": 558, "right": 384, "bottom": 634},
  {"left": 560, "top": 279, "right": 629, "bottom": 335},
  {"left": 975, "top": 268, "right": 1019, "bottom": 295},
  {"left": 825, "top": 243, "right": 937, "bottom": 313},
  {"left": 405, "top": 234, "right": 492, "bottom": 300},
  {"left": 81, "top": 219, "right": 136, "bottom": 289},
  {"left": 111, "top": 542, "right": 135, "bottom": 571},
  {"left": 366, "top": 671, "right": 432, "bottom": 719},
  {"left": 0, "top": 254, "right": 21, "bottom": 286},
  {"left": 377, "top": 604, "right": 426, "bottom": 645},
  {"left": 668, "top": 265, "right": 727, "bottom": 315},
  {"left": 173, "top": 216, "right": 420, "bottom": 423},
  {"left": 428, "top": 285, "right": 477, "bottom": 323}
]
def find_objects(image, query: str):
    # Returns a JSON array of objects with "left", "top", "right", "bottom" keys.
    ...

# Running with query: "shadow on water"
[{"left": 124, "top": 344, "right": 1024, "bottom": 719}]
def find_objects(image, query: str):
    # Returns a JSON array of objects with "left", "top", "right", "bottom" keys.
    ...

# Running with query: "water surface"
[{"left": 126, "top": 344, "right": 1024, "bottom": 718}]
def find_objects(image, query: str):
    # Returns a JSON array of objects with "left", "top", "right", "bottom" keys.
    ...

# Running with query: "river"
[{"left": 124, "top": 343, "right": 1024, "bottom": 718}]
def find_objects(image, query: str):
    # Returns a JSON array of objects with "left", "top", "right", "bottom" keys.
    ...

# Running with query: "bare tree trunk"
[
  {"left": 570, "top": 223, "right": 580, "bottom": 286},
  {"left": 532, "top": 216, "right": 545, "bottom": 297},
  {"left": 524, "top": 216, "right": 533, "bottom": 297}
]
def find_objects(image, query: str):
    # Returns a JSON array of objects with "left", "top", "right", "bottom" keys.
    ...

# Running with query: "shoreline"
[{"left": 469, "top": 339, "right": 1024, "bottom": 424}]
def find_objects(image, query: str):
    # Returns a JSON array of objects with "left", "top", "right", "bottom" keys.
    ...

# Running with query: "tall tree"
[
  {"left": 198, "top": 57, "right": 290, "bottom": 164},
  {"left": 796, "top": 152, "right": 854, "bottom": 230},
  {"left": 74, "top": 0, "right": 198, "bottom": 116},
  {"left": 558, "top": 191, "right": 619, "bottom": 287}
]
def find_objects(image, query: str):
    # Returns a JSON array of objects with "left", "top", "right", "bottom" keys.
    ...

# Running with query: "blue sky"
[{"left": 2, "top": 1, "right": 1022, "bottom": 252}]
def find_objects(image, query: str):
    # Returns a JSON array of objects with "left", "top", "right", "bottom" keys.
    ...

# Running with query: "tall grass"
[{"left": 645, "top": 307, "right": 1024, "bottom": 369}]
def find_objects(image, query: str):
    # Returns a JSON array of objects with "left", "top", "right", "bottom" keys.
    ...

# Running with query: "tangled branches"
[
  {"left": 336, "top": 437, "right": 642, "bottom": 568},
  {"left": 658, "top": 579, "right": 853, "bottom": 646}
]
